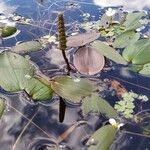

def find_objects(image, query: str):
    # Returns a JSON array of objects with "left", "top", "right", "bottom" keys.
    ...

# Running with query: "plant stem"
[{"left": 61, "top": 49, "right": 71, "bottom": 75}]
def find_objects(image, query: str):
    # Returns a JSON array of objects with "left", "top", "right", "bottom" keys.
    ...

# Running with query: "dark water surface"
[{"left": 0, "top": 0, "right": 150, "bottom": 150}]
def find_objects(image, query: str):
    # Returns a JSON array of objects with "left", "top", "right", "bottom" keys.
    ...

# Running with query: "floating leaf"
[
  {"left": 11, "top": 41, "right": 42, "bottom": 53},
  {"left": 66, "top": 30, "right": 100, "bottom": 47},
  {"left": 73, "top": 46, "right": 105, "bottom": 75},
  {"left": 51, "top": 76, "right": 96, "bottom": 103},
  {"left": 1, "top": 26, "right": 17, "bottom": 37},
  {"left": 132, "top": 40, "right": 150, "bottom": 65},
  {"left": 113, "top": 31, "right": 140, "bottom": 48},
  {"left": 123, "top": 12, "right": 146, "bottom": 31},
  {"left": 25, "top": 77, "right": 53, "bottom": 101},
  {"left": 139, "top": 63, "right": 150, "bottom": 76},
  {"left": 0, "top": 97, "right": 6, "bottom": 119},
  {"left": 86, "top": 125, "right": 117, "bottom": 150},
  {"left": 123, "top": 39, "right": 150, "bottom": 64},
  {"left": 0, "top": 51, "right": 34, "bottom": 92},
  {"left": 91, "top": 41, "right": 127, "bottom": 65},
  {"left": 82, "top": 94, "right": 117, "bottom": 118}
]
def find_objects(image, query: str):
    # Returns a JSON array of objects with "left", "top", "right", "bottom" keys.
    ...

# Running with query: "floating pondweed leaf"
[
  {"left": 73, "top": 46, "right": 105, "bottom": 75},
  {"left": 66, "top": 30, "right": 100, "bottom": 47},
  {"left": 0, "top": 97, "right": 6, "bottom": 119},
  {"left": 123, "top": 12, "right": 146, "bottom": 31},
  {"left": 122, "top": 39, "right": 150, "bottom": 65},
  {"left": 0, "top": 51, "right": 34, "bottom": 92},
  {"left": 82, "top": 94, "right": 117, "bottom": 118},
  {"left": 91, "top": 41, "right": 127, "bottom": 65},
  {"left": 11, "top": 41, "right": 43, "bottom": 53},
  {"left": 86, "top": 125, "right": 117, "bottom": 150},
  {"left": 139, "top": 63, "right": 150, "bottom": 76},
  {"left": 113, "top": 31, "right": 140, "bottom": 48},
  {"left": 51, "top": 76, "right": 96, "bottom": 103},
  {"left": 24, "top": 77, "right": 53, "bottom": 101},
  {"left": 131, "top": 40, "right": 150, "bottom": 65},
  {"left": 1, "top": 26, "right": 17, "bottom": 37}
]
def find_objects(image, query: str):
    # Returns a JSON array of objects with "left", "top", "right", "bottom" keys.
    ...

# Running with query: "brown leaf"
[
  {"left": 73, "top": 46, "right": 105, "bottom": 75},
  {"left": 111, "top": 80, "right": 127, "bottom": 97},
  {"left": 66, "top": 30, "right": 100, "bottom": 47}
]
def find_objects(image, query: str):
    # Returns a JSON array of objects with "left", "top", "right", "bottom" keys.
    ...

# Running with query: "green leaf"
[
  {"left": 11, "top": 41, "right": 42, "bottom": 53},
  {"left": 0, "top": 97, "right": 6, "bottom": 119},
  {"left": 2, "top": 26, "right": 17, "bottom": 37},
  {"left": 51, "top": 76, "right": 96, "bottom": 103},
  {"left": 113, "top": 31, "right": 140, "bottom": 48},
  {"left": 123, "top": 12, "right": 146, "bottom": 31},
  {"left": 91, "top": 41, "right": 127, "bottom": 65},
  {"left": 82, "top": 94, "right": 117, "bottom": 118},
  {"left": 132, "top": 39, "right": 150, "bottom": 65},
  {"left": 0, "top": 52, "right": 53, "bottom": 101},
  {"left": 123, "top": 39, "right": 150, "bottom": 64},
  {"left": 25, "top": 77, "right": 53, "bottom": 101},
  {"left": 0, "top": 51, "right": 34, "bottom": 92},
  {"left": 86, "top": 125, "right": 117, "bottom": 150},
  {"left": 139, "top": 63, "right": 150, "bottom": 76}
]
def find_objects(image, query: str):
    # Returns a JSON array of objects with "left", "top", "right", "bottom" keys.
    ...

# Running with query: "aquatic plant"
[{"left": 0, "top": 3, "right": 150, "bottom": 150}]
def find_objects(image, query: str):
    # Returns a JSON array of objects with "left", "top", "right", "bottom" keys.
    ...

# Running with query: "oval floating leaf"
[
  {"left": 51, "top": 76, "right": 96, "bottom": 103},
  {"left": 2, "top": 26, "right": 17, "bottom": 38},
  {"left": 0, "top": 97, "right": 6, "bottom": 119},
  {"left": 82, "top": 94, "right": 117, "bottom": 118},
  {"left": 25, "top": 77, "right": 53, "bottom": 101},
  {"left": 73, "top": 46, "right": 105, "bottom": 75},
  {"left": 91, "top": 41, "right": 127, "bottom": 65},
  {"left": 0, "top": 52, "right": 34, "bottom": 92},
  {"left": 67, "top": 30, "right": 100, "bottom": 47},
  {"left": 139, "top": 63, "right": 150, "bottom": 76},
  {"left": 113, "top": 31, "right": 140, "bottom": 48},
  {"left": 132, "top": 40, "right": 150, "bottom": 65},
  {"left": 123, "top": 12, "right": 146, "bottom": 31},
  {"left": 11, "top": 41, "right": 42, "bottom": 53},
  {"left": 86, "top": 125, "right": 117, "bottom": 150}
]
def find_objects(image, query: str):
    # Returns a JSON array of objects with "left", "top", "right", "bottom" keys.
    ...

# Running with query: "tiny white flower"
[
  {"left": 106, "top": 8, "right": 116, "bottom": 17},
  {"left": 109, "top": 118, "right": 124, "bottom": 129},
  {"left": 109, "top": 118, "right": 117, "bottom": 126},
  {"left": 0, "top": 15, "right": 6, "bottom": 20},
  {"left": 74, "top": 78, "right": 80, "bottom": 82},
  {"left": 138, "top": 95, "right": 149, "bottom": 102}
]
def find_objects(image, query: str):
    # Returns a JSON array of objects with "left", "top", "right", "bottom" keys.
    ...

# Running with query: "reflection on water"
[
  {"left": 0, "top": 0, "right": 150, "bottom": 150},
  {"left": 93, "top": 0, "right": 150, "bottom": 11}
]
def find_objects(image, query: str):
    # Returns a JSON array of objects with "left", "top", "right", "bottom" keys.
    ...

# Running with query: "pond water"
[{"left": 0, "top": 0, "right": 150, "bottom": 150}]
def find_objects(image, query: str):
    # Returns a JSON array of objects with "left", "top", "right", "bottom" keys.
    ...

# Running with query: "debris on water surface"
[{"left": 65, "top": 2, "right": 81, "bottom": 10}]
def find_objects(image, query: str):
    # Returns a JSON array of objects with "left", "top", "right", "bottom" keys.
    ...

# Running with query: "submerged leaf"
[
  {"left": 66, "top": 30, "right": 100, "bottom": 47},
  {"left": 11, "top": 41, "right": 42, "bottom": 53},
  {"left": 25, "top": 77, "right": 53, "bottom": 101},
  {"left": 73, "top": 46, "right": 105, "bottom": 75},
  {"left": 91, "top": 41, "right": 127, "bottom": 65},
  {"left": 82, "top": 94, "right": 117, "bottom": 118},
  {"left": 0, "top": 97, "right": 6, "bottom": 118},
  {"left": 86, "top": 125, "right": 117, "bottom": 150},
  {"left": 51, "top": 76, "right": 96, "bottom": 103},
  {"left": 0, "top": 51, "right": 34, "bottom": 92}
]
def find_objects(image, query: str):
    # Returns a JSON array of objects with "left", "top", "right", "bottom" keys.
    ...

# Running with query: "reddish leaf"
[
  {"left": 66, "top": 30, "right": 99, "bottom": 47},
  {"left": 73, "top": 46, "right": 105, "bottom": 75}
]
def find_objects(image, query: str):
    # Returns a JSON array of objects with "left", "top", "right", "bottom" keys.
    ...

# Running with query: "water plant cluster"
[{"left": 0, "top": 2, "right": 149, "bottom": 150}]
